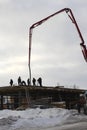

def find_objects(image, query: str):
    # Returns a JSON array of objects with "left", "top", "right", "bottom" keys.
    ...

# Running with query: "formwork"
[{"left": 0, "top": 86, "right": 85, "bottom": 110}]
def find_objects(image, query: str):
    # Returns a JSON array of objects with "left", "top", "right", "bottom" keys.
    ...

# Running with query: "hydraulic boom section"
[{"left": 29, "top": 8, "right": 87, "bottom": 84}]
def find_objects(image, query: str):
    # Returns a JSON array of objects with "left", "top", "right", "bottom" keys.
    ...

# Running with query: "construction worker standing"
[
  {"left": 32, "top": 78, "right": 36, "bottom": 86},
  {"left": 10, "top": 79, "right": 13, "bottom": 86},
  {"left": 77, "top": 94, "right": 86, "bottom": 113},
  {"left": 27, "top": 78, "right": 30, "bottom": 86},
  {"left": 37, "top": 77, "right": 42, "bottom": 87},
  {"left": 18, "top": 76, "right": 21, "bottom": 86}
]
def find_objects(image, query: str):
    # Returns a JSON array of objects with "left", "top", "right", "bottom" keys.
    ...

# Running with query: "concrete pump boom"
[{"left": 29, "top": 8, "right": 87, "bottom": 84}]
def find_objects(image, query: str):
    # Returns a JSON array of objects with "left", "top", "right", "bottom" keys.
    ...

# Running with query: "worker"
[
  {"left": 21, "top": 80, "right": 26, "bottom": 86},
  {"left": 18, "top": 76, "right": 21, "bottom": 86},
  {"left": 27, "top": 78, "right": 30, "bottom": 86},
  {"left": 32, "top": 78, "right": 36, "bottom": 86},
  {"left": 37, "top": 77, "right": 42, "bottom": 87},
  {"left": 10, "top": 79, "right": 13, "bottom": 86},
  {"left": 77, "top": 94, "right": 86, "bottom": 113}
]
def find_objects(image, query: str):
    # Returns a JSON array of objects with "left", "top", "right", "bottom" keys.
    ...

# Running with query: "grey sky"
[{"left": 0, "top": 0, "right": 87, "bottom": 89}]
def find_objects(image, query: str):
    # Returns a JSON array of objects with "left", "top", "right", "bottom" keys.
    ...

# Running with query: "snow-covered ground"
[{"left": 0, "top": 108, "right": 87, "bottom": 130}]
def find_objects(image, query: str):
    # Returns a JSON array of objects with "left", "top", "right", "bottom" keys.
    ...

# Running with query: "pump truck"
[{"left": 29, "top": 8, "right": 87, "bottom": 84}]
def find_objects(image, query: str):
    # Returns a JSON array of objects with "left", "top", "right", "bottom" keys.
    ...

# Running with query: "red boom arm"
[{"left": 29, "top": 8, "right": 87, "bottom": 84}]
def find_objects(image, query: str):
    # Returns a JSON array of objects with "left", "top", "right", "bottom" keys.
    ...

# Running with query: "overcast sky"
[{"left": 0, "top": 0, "right": 87, "bottom": 89}]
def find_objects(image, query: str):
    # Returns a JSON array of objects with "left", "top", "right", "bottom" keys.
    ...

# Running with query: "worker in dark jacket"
[
  {"left": 37, "top": 77, "right": 42, "bottom": 87},
  {"left": 21, "top": 80, "right": 26, "bottom": 86},
  {"left": 32, "top": 78, "right": 36, "bottom": 86},
  {"left": 10, "top": 79, "right": 13, "bottom": 86},
  {"left": 27, "top": 78, "right": 30, "bottom": 86},
  {"left": 77, "top": 95, "right": 86, "bottom": 113},
  {"left": 18, "top": 76, "right": 21, "bottom": 86}
]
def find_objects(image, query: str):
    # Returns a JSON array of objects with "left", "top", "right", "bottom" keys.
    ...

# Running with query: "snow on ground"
[{"left": 0, "top": 108, "right": 87, "bottom": 130}]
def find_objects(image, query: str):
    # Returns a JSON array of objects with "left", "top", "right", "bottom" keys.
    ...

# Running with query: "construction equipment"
[{"left": 29, "top": 8, "right": 87, "bottom": 84}]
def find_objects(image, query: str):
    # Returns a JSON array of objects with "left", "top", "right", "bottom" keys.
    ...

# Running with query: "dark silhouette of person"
[
  {"left": 37, "top": 77, "right": 42, "bottom": 87},
  {"left": 27, "top": 78, "right": 30, "bottom": 86},
  {"left": 18, "top": 76, "right": 21, "bottom": 86},
  {"left": 21, "top": 80, "right": 26, "bottom": 86},
  {"left": 32, "top": 78, "right": 36, "bottom": 86},
  {"left": 77, "top": 95, "right": 86, "bottom": 113},
  {"left": 10, "top": 79, "right": 13, "bottom": 86}
]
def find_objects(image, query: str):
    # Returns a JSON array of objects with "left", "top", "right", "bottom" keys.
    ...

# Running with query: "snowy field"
[{"left": 0, "top": 108, "right": 87, "bottom": 130}]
